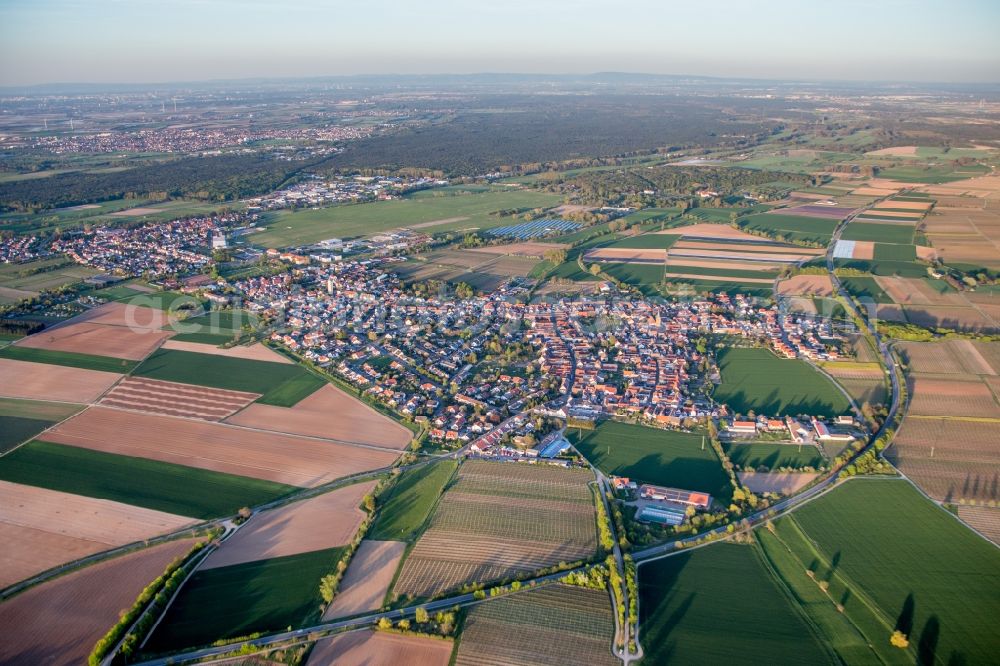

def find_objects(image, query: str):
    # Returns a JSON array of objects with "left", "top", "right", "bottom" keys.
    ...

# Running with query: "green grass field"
[
  {"left": 872, "top": 243, "right": 917, "bottom": 262},
  {"left": 756, "top": 526, "right": 903, "bottom": 664},
  {"left": 740, "top": 213, "right": 838, "bottom": 245},
  {"left": 878, "top": 163, "right": 989, "bottom": 183},
  {"left": 723, "top": 442, "right": 824, "bottom": 470},
  {"left": 603, "top": 233, "right": 680, "bottom": 250},
  {"left": 665, "top": 264, "right": 777, "bottom": 280},
  {"left": 0, "top": 417, "right": 58, "bottom": 454},
  {"left": 369, "top": 459, "right": 458, "bottom": 542},
  {"left": 714, "top": 348, "right": 852, "bottom": 417},
  {"left": 841, "top": 222, "right": 915, "bottom": 245},
  {"left": 167, "top": 331, "right": 236, "bottom": 345},
  {"left": 601, "top": 262, "right": 664, "bottom": 288},
  {"left": 639, "top": 543, "right": 835, "bottom": 665},
  {"left": 781, "top": 479, "right": 1000, "bottom": 665},
  {"left": 835, "top": 258, "right": 928, "bottom": 278},
  {"left": 133, "top": 349, "right": 325, "bottom": 406},
  {"left": 168, "top": 309, "right": 258, "bottom": 334},
  {"left": 567, "top": 421, "right": 732, "bottom": 504},
  {"left": 0, "top": 345, "right": 138, "bottom": 372},
  {"left": 839, "top": 276, "right": 893, "bottom": 304},
  {"left": 0, "top": 441, "right": 297, "bottom": 518},
  {"left": 0, "top": 398, "right": 82, "bottom": 452},
  {"left": 250, "top": 190, "right": 561, "bottom": 247},
  {"left": 687, "top": 207, "right": 741, "bottom": 223},
  {"left": 662, "top": 277, "right": 773, "bottom": 297},
  {"left": 143, "top": 547, "right": 348, "bottom": 652}
]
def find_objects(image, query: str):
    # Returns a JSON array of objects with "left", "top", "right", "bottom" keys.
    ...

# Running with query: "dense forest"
[
  {"left": 543, "top": 166, "right": 811, "bottom": 207},
  {"left": 0, "top": 153, "right": 308, "bottom": 212},
  {"left": 322, "top": 96, "right": 781, "bottom": 175}
]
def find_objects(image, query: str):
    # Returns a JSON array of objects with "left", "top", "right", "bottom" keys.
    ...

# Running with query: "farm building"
[
  {"left": 729, "top": 420, "right": 757, "bottom": 435},
  {"left": 811, "top": 419, "right": 855, "bottom": 442},
  {"left": 639, "top": 484, "right": 711, "bottom": 509},
  {"left": 638, "top": 504, "right": 687, "bottom": 526}
]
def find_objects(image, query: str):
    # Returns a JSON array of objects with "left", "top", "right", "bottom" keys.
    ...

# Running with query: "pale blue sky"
[{"left": 1, "top": 0, "right": 998, "bottom": 85}]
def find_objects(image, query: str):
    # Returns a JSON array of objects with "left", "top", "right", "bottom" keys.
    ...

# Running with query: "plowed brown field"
[
  {"left": 0, "top": 358, "right": 121, "bottom": 403},
  {"left": 907, "top": 378, "right": 1000, "bottom": 418},
  {"left": 72, "top": 301, "right": 171, "bottom": 330},
  {"left": 0, "top": 538, "right": 198, "bottom": 666},
  {"left": 776, "top": 275, "right": 834, "bottom": 296},
  {"left": 225, "top": 384, "right": 412, "bottom": 449},
  {"left": 584, "top": 248, "right": 665, "bottom": 263},
  {"left": 16, "top": 322, "right": 170, "bottom": 361},
  {"left": 0, "top": 480, "right": 195, "bottom": 587},
  {"left": 202, "top": 481, "right": 376, "bottom": 570},
  {"left": 307, "top": 630, "right": 452, "bottom": 666},
  {"left": 737, "top": 472, "right": 819, "bottom": 495},
  {"left": 99, "top": 377, "right": 259, "bottom": 421},
  {"left": 322, "top": 540, "right": 406, "bottom": 620},
  {"left": 43, "top": 407, "right": 399, "bottom": 487}
]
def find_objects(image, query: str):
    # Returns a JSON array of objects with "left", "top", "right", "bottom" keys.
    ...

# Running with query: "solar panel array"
[{"left": 485, "top": 218, "right": 580, "bottom": 240}]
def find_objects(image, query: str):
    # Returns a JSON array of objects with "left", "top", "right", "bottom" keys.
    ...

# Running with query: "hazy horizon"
[{"left": 2, "top": 0, "right": 999, "bottom": 87}]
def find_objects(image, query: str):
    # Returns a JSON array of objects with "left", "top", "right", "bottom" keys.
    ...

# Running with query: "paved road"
[{"left": 132, "top": 567, "right": 584, "bottom": 666}]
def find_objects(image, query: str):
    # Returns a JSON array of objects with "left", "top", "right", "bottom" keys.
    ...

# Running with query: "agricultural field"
[
  {"left": 454, "top": 584, "right": 618, "bottom": 666},
  {"left": 226, "top": 384, "right": 413, "bottom": 449},
  {"left": 723, "top": 442, "right": 824, "bottom": 470},
  {"left": 322, "top": 540, "right": 407, "bottom": 620},
  {"left": 0, "top": 397, "right": 82, "bottom": 453},
  {"left": 921, "top": 204, "right": 1000, "bottom": 270},
  {"left": 956, "top": 506, "right": 1000, "bottom": 546},
  {"left": 889, "top": 341, "right": 1000, "bottom": 502},
  {"left": 0, "top": 357, "right": 123, "bottom": 403},
  {"left": 0, "top": 477, "right": 196, "bottom": 587},
  {"left": 782, "top": 479, "right": 1000, "bottom": 665},
  {"left": 738, "top": 471, "right": 819, "bottom": 495},
  {"left": 776, "top": 274, "right": 834, "bottom": 297},
  {"left": 41, "top": 407, "right": 399, "bottom": 487},
  {"left": 133, "top": 348, "right": 325, "bottom": 406},
  {"left": 368, "top": 460, "right": 458, "bottom": 542},
  {"left": 143, "top": 546, "right": 349, "bottom": 652},
  {"left": 567, "top": 420, "right": 732, "bottom": 504},
  {"left": 392, "top": 461, "right": 598, "bottom": 599},
  {"left": 0, "top": 345, "right": 137, "bottom": 373},
  {"left": 878, "top": 163, "right": 990, "bottom": 183},
  {"left": 99, "top": 377, "right": 260, "bottom": 421},
  {"left": 589, "top": 223, "right": 827, "bottom": 295},
  {"left": 839, "top": 276, "right": 893, "bottom": 304},
  {"left": 308, "top": 630, "right": 452, "bottom": 666},
  {"left": 250, "top": 189, "right": 561, "bottom": 247},
  {"left": 0, "top": 440, "right": 297, "bottom": 519},
  {"left": 639, "top": 543, "right": 835, "bottom": 665},
  {"left": 15, "top": 320, "right": 170, "bottom": 361},
  {"left": 0, "top": 537, "right": 199, "bottom": 666},
  {"left": 602, "top": 232, "right": 680, "bottom": 249},
  {"left": 739, "top": 212, "right": 839, "bottom": 245},
  {"left": 713, "top": 348, "right": 852, "bottom": 418},
  {"left": 0, "top": 260, "right": 100, "bottom": 301},
  {"left": 818, "top": 361, "right": 888, "bottom": 408},
  {"left": 840, "top": 221, "right": 916, "bottom": 245},
  {"left": 201, "top": 480, "right": 376, "bottom": 570},
  {"left": 392, "top": 247, "right": 539, "bottom": 293}
]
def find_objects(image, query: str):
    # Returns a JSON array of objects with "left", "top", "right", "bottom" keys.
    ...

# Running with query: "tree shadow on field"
[
  {"left": 917, "top": 615, "right": 940, "bottom": 666},
  {"left": 894, "top": 592, "right": 915, "bottom": 638},
  {"left": 823, "top": 550, "right": 841, "bottom": 584},
  {"left": 641, "top": 552, "right": 694, "bottom": 662}
]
